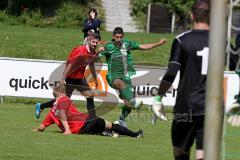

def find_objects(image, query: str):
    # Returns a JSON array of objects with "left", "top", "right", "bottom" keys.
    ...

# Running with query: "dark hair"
[
  {"left": 89, "top": 32, "right": 101, "bottom": 40},
  {"left": 113, "top": 27, "right": 124, "bottom": 35},
  {"left": 88, "top": 8, "right": 97, "bottom": 16},
  {"left": 191, "top": 0, "right": 210, "bottom": 24}
]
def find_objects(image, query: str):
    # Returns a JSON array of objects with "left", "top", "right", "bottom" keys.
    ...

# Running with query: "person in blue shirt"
[{"left": 82, "top": 8, "right": 101, "bottom": 39}]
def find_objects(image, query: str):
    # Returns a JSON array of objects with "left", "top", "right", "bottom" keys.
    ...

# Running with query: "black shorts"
[
  {"left": 79, "top": 117, "right": 106, "bottom": 135},
  {"left": 65, "top": 78, "right": 91, "bottom": 97},
  {"left": 171, "top": 115, "right": 204, "bottom": 152}
]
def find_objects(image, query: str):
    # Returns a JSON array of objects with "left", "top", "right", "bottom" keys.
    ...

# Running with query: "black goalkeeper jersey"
[{"left": 170, "top": 30, "right": 209, "bottom": 115}]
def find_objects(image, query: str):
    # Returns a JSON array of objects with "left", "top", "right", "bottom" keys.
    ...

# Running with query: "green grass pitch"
[
  {"left": 0, "top": 23, "right": 175, "bottom": 66},
  {"left": 0, "top": 103, "right": 239, "bottom": 160},
  {"left": 0, "top": 23, "right": 239, "bottom": 159}
]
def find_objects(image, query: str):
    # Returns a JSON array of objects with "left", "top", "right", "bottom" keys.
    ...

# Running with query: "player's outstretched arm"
[
  {"left": 139, "top": 39, "right": 167, "bottom": 50},
  {"left": 61, "top": 63, "right": 73, "bottom": 83},
  {"left": 59, "top": 110, "right": 72, "bottom": 135},
  {"left": 31, "top": 124, "right": 46, "bottom": 132},
  {"left": 89, "top": 62, "right": 98, "bottom": 89}
]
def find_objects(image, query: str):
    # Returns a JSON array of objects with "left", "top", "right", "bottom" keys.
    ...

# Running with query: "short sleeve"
[
  {"left": 58, "top": 97, "right": 71, "bottom": 111},
  {"left": 98, "top": 52, "right": 105, "bottom": 58},
  {"left": 67, "top": 48, "right": 78, "bottom": 64},
  {"left": 99, "top": 49, "right": 108, "bottom": 56},
  {"left": 169, "top": 38, "right": 184, "bottom": 65},
  {"left": 99, "top": 43, "right": 114, "bottom": 56},
  {"left": 129, "top": 41, "right": 140, "bottom": 50}
]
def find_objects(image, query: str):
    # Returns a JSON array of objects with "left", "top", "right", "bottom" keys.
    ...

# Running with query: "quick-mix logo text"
[
  {"left": 133, "top": 84, "right": 178, "bottom": 98},
  {"left": 9, "top": 76, "right": 58, "bottom": 91}
]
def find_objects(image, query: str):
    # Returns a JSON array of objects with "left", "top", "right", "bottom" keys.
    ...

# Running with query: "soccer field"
[
  {"left": 0, "top": 23, "right": 174, "bottom": 66},
  {"left": 0, "top": 103, "right": 239, "bottom": 160},
  {"left": 0, "top": 23, "right": 239, "bottom": 160}
]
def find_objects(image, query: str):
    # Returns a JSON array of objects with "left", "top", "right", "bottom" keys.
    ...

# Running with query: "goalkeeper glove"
[{"left": 151, "top": 96, "right": 167, "bottom": 125}]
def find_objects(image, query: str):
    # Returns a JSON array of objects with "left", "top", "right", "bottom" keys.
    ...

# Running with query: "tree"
[
  {"left": 164, "top": 0, "right": 194, "bottom": 19},
  {"left": 7, "top": 0, "right": 21, "bottom": 15}
]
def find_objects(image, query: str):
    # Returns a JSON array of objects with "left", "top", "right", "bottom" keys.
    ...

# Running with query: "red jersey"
[
  {"left": 66, "top": 45, "right": 98, "bottom": 79},
  {"left": 41, "top": 96, "right": 89, "bottom": 134}
]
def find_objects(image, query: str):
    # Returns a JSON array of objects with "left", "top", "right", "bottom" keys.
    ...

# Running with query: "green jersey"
[{"left": 99, "top": 39, "right": 140, "bottom": 81}]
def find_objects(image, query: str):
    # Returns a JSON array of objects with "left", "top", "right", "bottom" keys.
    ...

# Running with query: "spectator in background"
[
  {"left": 82, "top": 8, "right": 101, "bottom": 39},
  {"left": 229, "top": 30, "right": 240, "bottom": 71},
  {"left": 231, "top": 30, "right": 240, "bottom": 101},
  {"left": 236, "top": 30, "right": 240, "bottom": 48},
  {"left": 227, "top": 30, "right": 240, "bottom": 126}
]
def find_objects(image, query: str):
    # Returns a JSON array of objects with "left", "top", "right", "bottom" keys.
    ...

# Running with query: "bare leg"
[{"left": 195, "top": 149, "right": 204, "bottom": 160}]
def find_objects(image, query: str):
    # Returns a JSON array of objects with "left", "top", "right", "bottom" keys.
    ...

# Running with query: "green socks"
[
  {"left": 119, "top": 87, "right": 137, "bottom": 106},
  {"left": 154, "top": 95, "right": 162, "bottom": 102},
  {"left": 119, "top": 87, "right": 133, "bottom": 101},
  {"left": 119, "top": 105, "right": 132, "bottom": 121}
]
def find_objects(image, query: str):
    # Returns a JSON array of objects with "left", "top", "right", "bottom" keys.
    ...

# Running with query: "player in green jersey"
[{"left": 99, "top": 27, "right": 166, "bottom": 125}]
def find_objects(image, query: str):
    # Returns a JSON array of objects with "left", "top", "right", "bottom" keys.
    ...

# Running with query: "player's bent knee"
[
  {"left": 174, "top": 147, "right": 189, "bottom": 160},
  {"left": 174, "top": 147, "right": 189, "bottom": 157},
  {"left": 113, "top": 79, "right": 125, "bottom": 89},
  {"left": 82, "top": 91, "right": 94, "bottom": 98}
]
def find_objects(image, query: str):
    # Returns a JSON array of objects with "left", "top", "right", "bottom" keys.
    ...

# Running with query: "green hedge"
[{"left": 0, "top": 0, "right": 104, "bottom": 29}]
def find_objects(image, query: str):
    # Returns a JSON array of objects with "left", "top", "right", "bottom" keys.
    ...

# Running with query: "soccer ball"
[
  {"left": 114, "top": 120, "right": 128, "bottom": 128},
  {"left": 112, "top": 132, "right": 120, "bottom": 138}
]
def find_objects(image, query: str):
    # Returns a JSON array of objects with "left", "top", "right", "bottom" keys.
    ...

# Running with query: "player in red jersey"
[
  {"left": 32, "top": 84, "right": 143, "bottom": 138},
  {"left": 35, "top": 33, "right": 101, "bottom": 119}
]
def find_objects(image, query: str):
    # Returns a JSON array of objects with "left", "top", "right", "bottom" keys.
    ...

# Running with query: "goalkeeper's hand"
[{"left": 151, "top": 96, "right": 167, "bottom": 121}]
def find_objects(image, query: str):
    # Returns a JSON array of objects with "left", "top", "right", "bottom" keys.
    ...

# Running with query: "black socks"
[
  {"left": 111, "top": 123, "right": 139, "bottom": 137},
  {"left": 86, "top": 97, "right": 96, "bottom": 118},
  {"left": 40, "top": 99, "right": 56, "bottom": 110}
]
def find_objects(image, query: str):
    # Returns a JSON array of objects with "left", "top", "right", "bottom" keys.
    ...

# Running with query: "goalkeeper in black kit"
[{"left": 152, "top": 0, "right": 210, "bottom": 160}]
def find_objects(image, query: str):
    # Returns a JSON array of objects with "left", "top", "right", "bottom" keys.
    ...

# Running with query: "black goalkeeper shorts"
[{"left": 171, "top": 115, "right": 204, "bottom": 153}]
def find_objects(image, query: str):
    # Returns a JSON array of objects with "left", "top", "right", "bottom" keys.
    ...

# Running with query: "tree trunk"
[{"left": 7, "top": 0, "right": 21, "bottom": 16}]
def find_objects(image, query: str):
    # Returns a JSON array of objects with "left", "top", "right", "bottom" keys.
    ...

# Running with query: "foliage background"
[
  {"left": 0, "top": 0, "right": 105, "bottom": 29},
  {"left": 130, "top": 0, "right": 195, "bottom": 31},
  {"left": 0, "top": 0, "right": 196, "bottom": 31}
]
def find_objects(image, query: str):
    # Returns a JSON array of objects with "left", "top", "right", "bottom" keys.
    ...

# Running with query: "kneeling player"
[{"left": 32, "top": 84, "right": 143, "bottom": 138}]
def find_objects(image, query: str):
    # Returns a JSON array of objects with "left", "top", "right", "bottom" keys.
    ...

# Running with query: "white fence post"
[
  {"left": 0, "top": 96, "right": 4, "bottom": 103},
  {"left": 146, "top": 4, "right": 151, "bottom": 33},
  {"left": 171, "top": 12, "right": 176, "bottom": 33}
]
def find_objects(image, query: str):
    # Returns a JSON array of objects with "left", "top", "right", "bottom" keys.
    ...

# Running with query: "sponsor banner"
[{"left": 0, "top": 57, "right": 238, "bottom": 107}]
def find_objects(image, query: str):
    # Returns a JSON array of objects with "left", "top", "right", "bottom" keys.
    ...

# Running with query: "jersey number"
[{"left": 197, "top": 47, "right": 209, "bottom": 75}]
